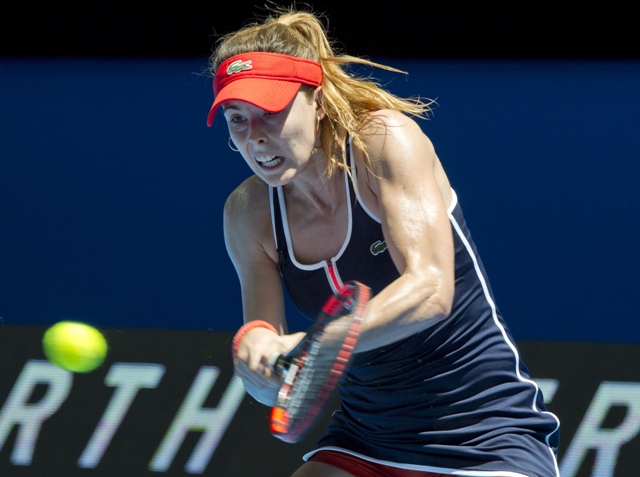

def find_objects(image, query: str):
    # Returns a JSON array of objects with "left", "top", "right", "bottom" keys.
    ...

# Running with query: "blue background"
[{"left": 1, "top": 58, "right": 639, "bottom": 342}]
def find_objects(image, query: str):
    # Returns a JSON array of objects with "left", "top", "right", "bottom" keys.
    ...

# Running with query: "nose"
[{"left": 247, "top": 117, "right": 268, "bottom": 146}]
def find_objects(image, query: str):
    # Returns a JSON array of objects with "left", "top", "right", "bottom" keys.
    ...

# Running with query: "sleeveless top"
[{"left": 269, "top": 140, "right": 560, "bottom": 477}]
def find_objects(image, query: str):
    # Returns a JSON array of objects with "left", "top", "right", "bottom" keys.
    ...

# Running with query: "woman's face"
[{"left": 223, "top": 88, "right": 323, "bottom": 187}]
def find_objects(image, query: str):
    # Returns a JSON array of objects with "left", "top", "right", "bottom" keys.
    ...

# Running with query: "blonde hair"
[{"left": 210, "top": 6, "right": 433, "bottom": 177}]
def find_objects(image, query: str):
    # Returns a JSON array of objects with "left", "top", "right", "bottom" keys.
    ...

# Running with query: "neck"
[{"left": 284, "top": 153, "right": 344, "bottom": 216}]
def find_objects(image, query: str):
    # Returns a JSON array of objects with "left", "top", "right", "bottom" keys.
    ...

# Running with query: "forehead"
[
  {"left": 221, "top": 100, "right": 259, "bottom": 112},
  {"left": 222, "top": 90, "right": 313, "bottom": 114}
]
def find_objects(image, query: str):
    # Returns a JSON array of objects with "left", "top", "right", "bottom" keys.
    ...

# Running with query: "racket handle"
[{"left": 269, "top": 353, "right": 287, "bottom": 375}]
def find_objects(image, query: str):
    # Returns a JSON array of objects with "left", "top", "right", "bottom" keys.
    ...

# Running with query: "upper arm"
[
  {"left": 223, "top": 178, "right": 287, "bottom": 333},
  {"left": 358, "top": 111, "right": 455, "bottom": 310}
]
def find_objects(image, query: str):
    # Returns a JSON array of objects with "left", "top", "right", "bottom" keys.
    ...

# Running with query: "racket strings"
[
  {"left": 280, "top": 315, "right": 357, "bottom": 430},
  {"left": 271, "top": 281, "right": 369, "bottom": 443}
]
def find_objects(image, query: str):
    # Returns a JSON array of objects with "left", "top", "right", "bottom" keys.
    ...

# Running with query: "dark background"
[
  {"left": 1, "top": 1, "right": 639, "bottom": 60},
  {"left": 1, "top": 1, "right": 639, "bottom": 337}
]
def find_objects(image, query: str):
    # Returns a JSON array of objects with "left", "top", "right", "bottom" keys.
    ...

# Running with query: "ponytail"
[{"left": 210, "top": 6, "right": 433, "bottom": 177}]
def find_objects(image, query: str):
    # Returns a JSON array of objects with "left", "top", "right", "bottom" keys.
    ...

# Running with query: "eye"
[{"left": 227, "top": 114, "right": 246, "bottom": 124}]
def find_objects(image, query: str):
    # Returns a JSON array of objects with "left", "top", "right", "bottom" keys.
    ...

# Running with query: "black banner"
[{"left": 1, "top": 326, "right": 639, "bottom": 476}]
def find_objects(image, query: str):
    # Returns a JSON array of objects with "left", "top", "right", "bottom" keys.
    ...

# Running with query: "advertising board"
[{"left": 2, "top": 327, "right": 639, "bottom": 476}]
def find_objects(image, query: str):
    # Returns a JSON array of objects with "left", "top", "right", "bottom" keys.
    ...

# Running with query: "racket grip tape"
[{"left": 269, "top": 353, "right": 287, "bottom": 374}]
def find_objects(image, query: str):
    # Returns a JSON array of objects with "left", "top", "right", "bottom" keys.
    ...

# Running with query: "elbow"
[
  {"left": 407, "top": 289, "right": 451, "bottom": 333},
  {"left": 432, "top": 292, "right": 453, "bottom": 319},
  {"left": 435, "top": 275, "right": 455, "bottom": 318},
  {"left": 421, "top": 283, "right": 452, "bottom": 320},
  {"left": 416, "top": 269, "right": 454, "bottom": 320}
]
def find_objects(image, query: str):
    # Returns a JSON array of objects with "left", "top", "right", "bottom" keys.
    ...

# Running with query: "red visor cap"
[{"left": 207, "top": 52, "right": 323, "bottom": 127}]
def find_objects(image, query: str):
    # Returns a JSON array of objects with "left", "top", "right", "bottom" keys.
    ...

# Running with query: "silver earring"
[{"left": 228, "top": 137, "right": 239, "bottom": 152}]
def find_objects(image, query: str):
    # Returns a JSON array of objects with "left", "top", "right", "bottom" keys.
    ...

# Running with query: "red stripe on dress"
[{"left": 325, "top": 260, "right": 343, "bottom": 293}]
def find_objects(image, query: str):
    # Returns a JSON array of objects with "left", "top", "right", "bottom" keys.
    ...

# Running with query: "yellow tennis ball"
[{"left": 43, "top": 321, "right": 108, "bottom": 373}]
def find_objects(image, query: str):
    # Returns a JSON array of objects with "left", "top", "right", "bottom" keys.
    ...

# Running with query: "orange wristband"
[{"left": 232, "top": 320, "right": 278, "bottom": 359}]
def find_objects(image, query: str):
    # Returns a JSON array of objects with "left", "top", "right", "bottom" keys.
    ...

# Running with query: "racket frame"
[{"left": 269, "top": 280, "right": 370, "bottom": 443}]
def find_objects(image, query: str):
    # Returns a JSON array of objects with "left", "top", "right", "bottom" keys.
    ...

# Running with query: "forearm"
[{"left": 355, "top": 270, "right": 452, "bottom": 353}]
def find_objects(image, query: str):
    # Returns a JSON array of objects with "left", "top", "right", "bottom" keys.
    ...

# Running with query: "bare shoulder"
[
  {"left": 223, "top": 175, "right": 275, "bottom": 259},
  {"left": 352, "top": 109, "right": 451, "bottom": 211},
  {"left": 224, "top": 175, "right": 270, "bottom": 223},
  {"left": 362, "top": 108, "right": 415, "bottom": 129},
  {"left": 356, "top": 109, "right": 436, "bottom": 174}
]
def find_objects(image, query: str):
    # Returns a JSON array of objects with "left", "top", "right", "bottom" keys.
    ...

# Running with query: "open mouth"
[{"left": 255, "top": 155, "right": 284, "bottom": 168}]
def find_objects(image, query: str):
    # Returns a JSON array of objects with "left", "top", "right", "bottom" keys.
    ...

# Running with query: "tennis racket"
[{"left": 269, "top": 280, "right": 370, "bottom": 443}]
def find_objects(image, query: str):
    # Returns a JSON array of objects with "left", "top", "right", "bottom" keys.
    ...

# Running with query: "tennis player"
[{"left": 209, "top": 7, "right": 560, "bottom": 477}]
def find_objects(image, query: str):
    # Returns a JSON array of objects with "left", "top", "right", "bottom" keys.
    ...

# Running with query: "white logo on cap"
[{"left": 227, "top": 60, "right": 253, "bottom": 75}]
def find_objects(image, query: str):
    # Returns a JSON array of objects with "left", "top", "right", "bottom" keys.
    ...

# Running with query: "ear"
[{"left": 313, "top": 87, "right": 326, "bottom": 120}]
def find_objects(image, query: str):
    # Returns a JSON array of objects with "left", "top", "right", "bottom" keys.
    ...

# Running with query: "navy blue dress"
[{"left": 269, "top": 142, "right": 560, "bottom": 477}]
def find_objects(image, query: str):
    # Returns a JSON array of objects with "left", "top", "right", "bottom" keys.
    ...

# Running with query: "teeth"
[
  {"left": 255, "top": 155, "right": 283, "bottom": 168},
  {"left": 255, "top": 155, "right": 275, "bottom": 163}
]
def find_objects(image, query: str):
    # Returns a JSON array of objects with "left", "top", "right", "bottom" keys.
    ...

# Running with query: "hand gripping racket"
[{"left": 269, "top": 281, "right": 370, "bottom": 443}]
